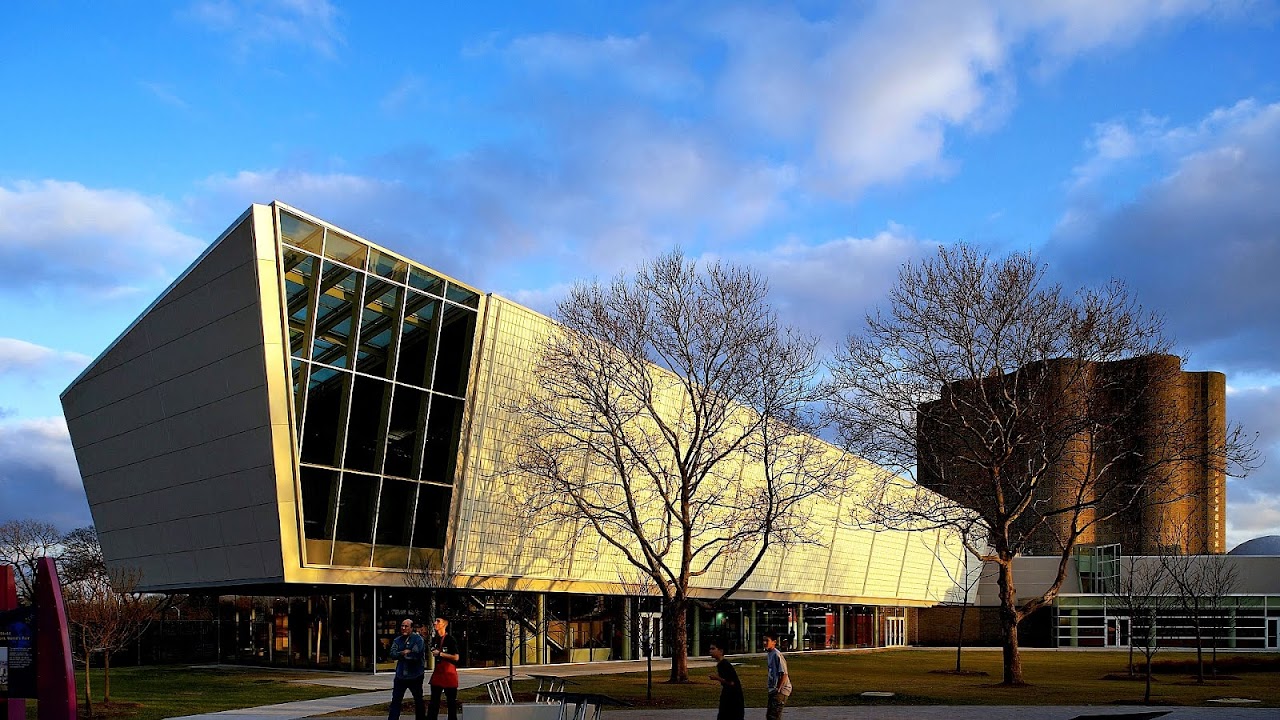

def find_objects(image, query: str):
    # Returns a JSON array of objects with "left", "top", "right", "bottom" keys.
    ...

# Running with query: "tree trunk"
[
  {"left": 1144, "top": 653, "right": 1153, "bottom": 704},
  {"left": 996, "top": 559, "right": 1024, "bottom": 685},
  {"left": 1194, "top": 622, "right": 1204, "bottom": 683},
  {"left": 666, "top": 602, "right": 689, "bottom": 683},
  {"left": 83, "top": 652, "right": 93, "bottom": 718},
  {"left": 955, "top": 600, "right": 968, "bottom": 672},
  {"left": 104, "top": 649, "right": 111, "bottom": 703}
]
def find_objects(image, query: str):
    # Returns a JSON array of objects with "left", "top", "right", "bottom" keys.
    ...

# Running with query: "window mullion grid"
[
  {"left": 325, "top": 232, "right": 365, "bottom": 566},
  {"left": 406, "top": 482, "right": 423, "bottom": 571}
]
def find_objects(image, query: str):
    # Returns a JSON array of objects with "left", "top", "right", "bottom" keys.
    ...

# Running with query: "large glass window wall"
[{"left": 279, "top": 210, "right": 481, "bottom": 569}]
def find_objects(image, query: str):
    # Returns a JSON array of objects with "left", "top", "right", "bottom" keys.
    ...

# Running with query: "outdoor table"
[
  {"left": 542, "top": 690, "right": 631, "bottom": 720},
  {"left": 527, "top": 674, "right": 578, "bottom": 704}
]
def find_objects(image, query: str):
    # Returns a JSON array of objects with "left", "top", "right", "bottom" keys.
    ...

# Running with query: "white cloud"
[
  {"left": 1226, "top": 493, "right": 1280, "bottom": 549},
  {"left": 708, "top": 226, "right": 938, "bottom": 345},
  {"left": 1000, "top": 0, "right": 1238, "bottom": 65},
  {"left": 499, "top": 32, "right": 700, "bottom": 101},
  {"left": 0, "top": 338, "right": 90, "bottom": 376},
  {"left": 185, "top": 0, "right": 343, "bottom": 58},
  {"left": 380, "top": 75, "right": 426, "bottom": 115},
  {"left": 708, "top": 1, "right": 1231, "bottom": 197},
  {"left": 0, "top": 416, "right": 81, "bottom": 492},
  {"left": 1048, "top": 99, "right": 1280, "bottom": 374},
  {"left": 138, "top": 80, "right": 189, "bottom": 110},
  {"left": 500, "top": 283, "right": 574, "bottom": 317},
  {"left": 0, "top": 180, "right": 205, "bottom": 295}
]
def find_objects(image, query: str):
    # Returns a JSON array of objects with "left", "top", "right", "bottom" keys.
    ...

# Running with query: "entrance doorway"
[
  {"left": 639, "top": 612, "right": 664, "bottom": 658},
  {"left": 1107, "top": 617, "right": 1130, "bottom": 647},
  {"left": 882, "top": 616, "right": 905, "bottom": 647}
]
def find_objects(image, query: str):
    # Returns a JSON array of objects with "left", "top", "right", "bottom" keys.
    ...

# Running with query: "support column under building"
[
  {"left": 623, "top": 597, "right": 633, "bottom": 660},
  {"left": 837, "top": 604, "right": 844, "bottom": 650},
  {"left": 538, "top": 593, "right": 549, "bottom": 664},
  {"left": 797, "top": 605, "right": 805, "bottom": 650},
  {"left": 693, "top": 605, "right": 701, "bottom": 657}
]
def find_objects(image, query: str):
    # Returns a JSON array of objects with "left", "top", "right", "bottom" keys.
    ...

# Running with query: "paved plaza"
[{"left": 166, "top": 658, "right": 1274, "bottom": 720}]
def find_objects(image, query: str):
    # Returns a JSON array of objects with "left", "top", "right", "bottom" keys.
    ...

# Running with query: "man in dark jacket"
[{"left": 387, "top": 618, "right": 426, "bottom": 720}]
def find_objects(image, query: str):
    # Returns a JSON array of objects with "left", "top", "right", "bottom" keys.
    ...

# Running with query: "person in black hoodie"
[{"left": 707, "top": 639, "right": 744, "bottom": 720}]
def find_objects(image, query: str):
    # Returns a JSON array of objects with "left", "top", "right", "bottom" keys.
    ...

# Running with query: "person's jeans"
[
  {"left": 428, "top": 684, "right": 458, "bottom": 720},
  {"left": 766, "top": 691, "right": 788, "bottom": 720},
  {"left": 388, "top": 675, "right": 425, "bottom": 720}
]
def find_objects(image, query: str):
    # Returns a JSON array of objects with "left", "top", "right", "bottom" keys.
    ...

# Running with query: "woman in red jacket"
[{"left": 426, "top": 616, "right": 460, "bottom": 720}]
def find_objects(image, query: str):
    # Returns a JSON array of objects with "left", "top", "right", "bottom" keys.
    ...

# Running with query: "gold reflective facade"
[{"left": 64, "top": 202, "right": 966, "bottom": 610}]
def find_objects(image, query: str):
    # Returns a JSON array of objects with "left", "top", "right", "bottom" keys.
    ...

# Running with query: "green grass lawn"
[
  {"left": 334, "top": 648, "right": 1280, "bottom": 715},
  {"left": 22, "top": 665, "right": 353, "bottom": 720},
  {"left": 21, "top": 650, "right": 1280, "bottom": 719}
]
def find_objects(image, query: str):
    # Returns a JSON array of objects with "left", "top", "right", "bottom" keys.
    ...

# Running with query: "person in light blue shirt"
[
  {"left": 387, "top": 618, "right": 426, "bottom": 720},
  {"left": 763, "top": 631, "right": 792, "bottom": 720}
]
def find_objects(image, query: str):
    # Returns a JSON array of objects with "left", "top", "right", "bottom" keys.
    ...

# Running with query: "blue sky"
[{"left": 2, "top": 0, "right": 1279, "bottom": 546}]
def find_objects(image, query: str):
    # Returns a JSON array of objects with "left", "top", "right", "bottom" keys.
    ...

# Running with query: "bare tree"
[
  {"left": 404, "top": 551, "right": 464, "bottom": 633},
  {"left": 66, "top": 563, "right": 167, "bottom": 715},
  {"left": 826, "top": 245, "right": 1256, "bottom": 685},
  {"left": 514, "top": 251, "right": 843, "bottom": 682},
  {"left": 0, "top": 519, "right": 63, "bottom": 601},
  {"left": 1158, "top": 518, "right": 1240, "bottom": 682},
  {"left": 59, "top": 526, "right": 104, "bottom": 586},
  {"left": 1109, "top": 556, "right": 1174, "bottom": 703},
  {"left": 617, "top": 569, "right": 659, "bottom": 702},
  {"left": 926, "top": 522, "right": 986, "bottom": 673},
  {"left": 1198, "top": 553, "right": 1239, "bottom": 677},
  {"left": 1158, "top": 520, "right": 1239, "bottom": 683}
]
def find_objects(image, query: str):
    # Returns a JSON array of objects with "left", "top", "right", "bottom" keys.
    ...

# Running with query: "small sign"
[{"left": 0, "top": 605, "right": 37, "bottom": 698}]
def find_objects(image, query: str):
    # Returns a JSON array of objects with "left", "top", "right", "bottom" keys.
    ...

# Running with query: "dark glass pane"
[
  {"left": 356, "top": 280, "right": 401, "bottom": 378},
  {"left": 344, "top": 375, "right": 391, "bottom": 474},
  {"left": 422, "top": 395, "right": 463, "bottom": 485},
  {"left": 323, "top": 229, "right": 368, "bottom": 269},
  {"left": 408, "top": 266, "right": 444, "bottom": 296},
  {"left": 281, "top": 212, "right": 324, "bottom": 254},
  {"left": 300, "top": 366, "right": 347, "bottom": 467},
  {"left": 284, "top": 253, "right": 315, "bottom": 357},
  {"left": 334, "top": 472, "right": 378, "bottom": 545},
  {"left": 385, "top": 385, "right": 428, "bottom": 480},
  {"left": 300, "top": 466, "right": 338, "bottom": 565},
  {"left": 312, "top": 261, "right": 362, "bottom": 368},
  {"left": 433, "top": 304, "right": 477, "bottom": 396},
  {"left": 445, "top": 283, "right": 480, "bottom": 309},
  {"left": 412, "top": 484, "right": 453, "bottom": 550},
  {"left": 370, "top": 249, "right": 408, "bottom": 283},
  {"left": 375, "top": 478, "right": 416, "bottom": 548},
  {"left": 291, "top": 359, "right": 308, "bottom": 435},
  {"left": 395, "top": 292, "right": 441, "bottom": 387}
]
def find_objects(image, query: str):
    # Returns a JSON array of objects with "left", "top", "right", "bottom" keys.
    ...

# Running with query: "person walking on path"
[
  {"left": 387, "top": 618, "right": 426, "bottom": 720},
  {"left": 707, "top": 640, "right": 744, "bottom": 720},
  {"left": 427, "top": 616, "right": 461, "bottom": 720},
  {"left": 763, "top": 631, "right": 792, "bottom": 720}
]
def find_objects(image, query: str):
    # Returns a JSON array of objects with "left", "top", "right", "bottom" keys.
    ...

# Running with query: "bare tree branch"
[
  {"left": 512, "top": 251, "right": 844, "bottom": 682},
  {"left": 826, "top": 244, "right": 1257, "bottom": 686}
]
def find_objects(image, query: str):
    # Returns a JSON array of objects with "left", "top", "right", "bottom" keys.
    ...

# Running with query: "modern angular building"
[
  {"left": 917, "top": 355, "right": 1227, "bottom": 556},
  {"left": 61, "top": 202, "right": 966, "bottom": 671}
]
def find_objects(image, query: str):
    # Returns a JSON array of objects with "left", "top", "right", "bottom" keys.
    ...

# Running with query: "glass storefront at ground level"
[
  {"left": 1057, "top": 595, "right": 1280, "bottom": 649},
  {"left": 200, "top": 590, "right": 914, "bottom": 671}
]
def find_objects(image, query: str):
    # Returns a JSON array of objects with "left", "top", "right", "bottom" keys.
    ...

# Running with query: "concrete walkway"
[
  {"left": 167, "top": 658, "right": 1275, "bottom": 720},
  {"left": 325, "top": 708, "right": 1274, "bottom": 720},
  {"left": 169, "top": 660, "right": 716, "bottom": 719}
]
